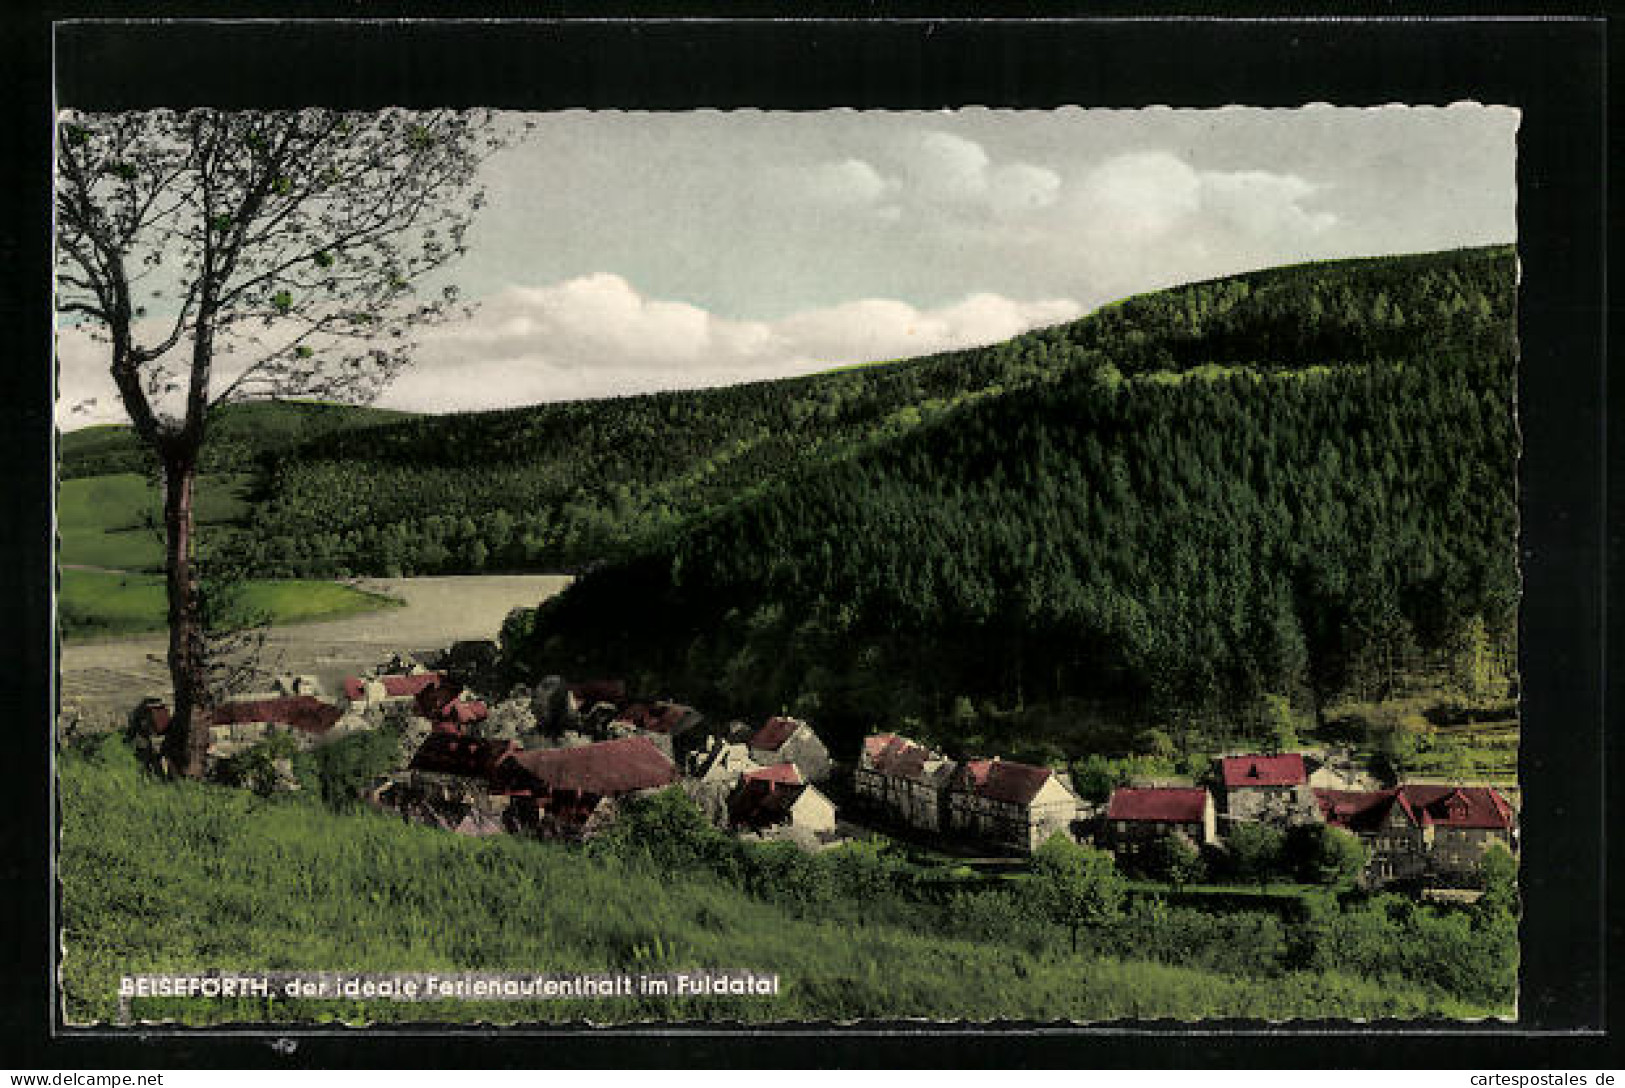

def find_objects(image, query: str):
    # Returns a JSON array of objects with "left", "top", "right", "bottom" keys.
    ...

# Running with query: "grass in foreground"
[
  {"left": 59, "top": 746, "right": 1509, "bottom": 1026},
  {"left": 59, "top": 570, "right": 401, "bottom": 639}
]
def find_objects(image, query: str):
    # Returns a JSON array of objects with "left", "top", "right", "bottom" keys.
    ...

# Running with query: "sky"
[{"left": 56, "top": 104, "right": 1519, "bottom": 427}]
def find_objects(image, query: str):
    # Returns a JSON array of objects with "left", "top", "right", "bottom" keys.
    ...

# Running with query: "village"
[{"left": 126, "top": 643, "right": 1519, "bottom": 899}]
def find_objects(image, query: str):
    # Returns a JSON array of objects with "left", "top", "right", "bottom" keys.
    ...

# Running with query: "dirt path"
[{"left": 60, "top": 574, "right": 572, "bottom": 720}]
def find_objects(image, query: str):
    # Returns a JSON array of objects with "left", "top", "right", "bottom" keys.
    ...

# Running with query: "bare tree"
[{"left": 56, "top": 108, "right": 508, "bottom": 776}]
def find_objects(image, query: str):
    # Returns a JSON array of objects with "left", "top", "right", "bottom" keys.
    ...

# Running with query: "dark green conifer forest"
[
  {"left": 149, "top": 245, "right": 1514, "bottom": 753},
  {"left": 513, "top": 246, "right": 1519, "bottom": 749}
]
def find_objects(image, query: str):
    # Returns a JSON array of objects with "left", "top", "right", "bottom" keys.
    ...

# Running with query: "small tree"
[
  {"left": 1146, "top": 831, "right": 1205, "bottom": 890},
  {"left": 56, "top": 108, "right": 509, "bottom": 776},
  {"left": 1226, "top": 822, "right": 1286, "bottom": 890},
  {"left": 593, "top": 786, "right": 723, "bottom": 869},
  {"left": 1286, "top": 822, "right": 1368, "bottom": 887},
  {"left": 1025, "top": 833, "right": 1125, "bottom": 954},
  {"left": 1135, "top": 727, "right": 1176, "bottom": 761},
  {"left": 1258, "top": 694, "right": 1299, "bottom": 753},
  {"left": 1477, "top": 842, "right": 1519, "bottom": 918}
]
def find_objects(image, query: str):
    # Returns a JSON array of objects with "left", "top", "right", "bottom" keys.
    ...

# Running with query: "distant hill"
[
  {"left": 510, "top": 246, "right": 1518, "bottom": 752},
  {"left": 225, "top": 311, "right": 1093, "bottom": 577},
  {"left": 59, "top": 400, "right": 413, "bottom": 480}
]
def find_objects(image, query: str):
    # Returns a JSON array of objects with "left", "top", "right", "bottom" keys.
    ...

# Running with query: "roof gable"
[
  {"left": 743, "top": 763, "right": 804, "bottom": 787},
  {"left": 1313, "top": 788, "right": 1398, "bottom": 832},
  {"left": 502, "top": 735, "right": 677, "bottom": 796},
  {"left": 409, "top": 733, "right": 516, "bottom": 778},
  {"left": 614, "top": 701, "right": 700, "bottom": 735},
  {"left": 861, "top": 733, "right": 949, "bottom": 782},
  {"left": 956, "top": 758, "right": 1056, "bottom": 806},
  {"left": 749, "top": 716, "right": 805, "bottom": 752},
  {"left": 210, "top": 696, "right": 343, "bottom": 735},
  {"left": 1220, "top": 753, "right": 1307, "bottom": 788},
  {"left": 1396, "top": 784, "right": 1516, "bottom": 830},
  {"left": 1106, "top": 787, "right": 1210, "bottom": 823}
]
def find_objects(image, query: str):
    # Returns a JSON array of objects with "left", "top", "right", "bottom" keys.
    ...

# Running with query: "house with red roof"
[
  {"left": 342, "top": 670, "right": 447, "bottom": 710},
  {"left": 136, "top": 694, "right": 346, "bottom": 769},
  {"left": 1101, "top": 786, "right": 1218, "bottom": 862},
  {"left": 746, "top": 716, "right": 831, "bottom": 782},
  {"left": 1217, "top": 753, "right": 1319, "bottom": 827},
  {"left": 854, "top": 733, "right": 959, "bottom": 834},
  {"left": 495, "top": 735, "right": 679, "bottom": 840},
  {"left": 728, "top": 763, "right": 837, "bottom": 840},
  {"left": 610, "top": 701, "right": 706, "bottom": 759},
  {"left": 1314, "top": 784, "right": 1517, "bottom": 888},
  {"left": 946, "top": 757, "right": 1079, "bottom": 853},
  {"left": 380, "top": 731, "right": 522, "bottom": 826}
]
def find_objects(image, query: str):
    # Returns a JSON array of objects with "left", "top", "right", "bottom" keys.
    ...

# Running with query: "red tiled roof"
[
  {"left": 728, "top": 776, "right": 809, "bottom": 830},
  {"left": 1106, "top": 787, "right": 1210, "bottom": 823},
  {"left": 1313, "top": 788, "right": 1396, "bottom": 833},
  {"left": 862, "top": 733, "right": 941, "bottom": 781},
  {"left": 381, "top": 673, "right": 444, "bottom": 698},
  {"left": 960, "top": 759, "right": 1056, "bottom": 806},
  {"left": 749, "top": 716, "right": 804, "bottom": 752},
  {"left": 614, "top": 702, "right": 699, "bottom": 735},
  {"left": 211, "top": 696, "right": 343, "bottom": 736},
  {"left": 408, "top": 732, "right": 516, "bottom": 779},
  {"left": 1396, "top": 785, "right": 1516, "bottom": 831},
  {"left": 743, "top": 763, "right": 804, "bottom": 787},
  {"left": 1315, "top": 785, "right": 1517, "bottom": 833},
  {"left": 343, "top": 677, "right": 365, "bottom": 702},
  {"left": 1220, "top": 754, "right": 1307, "bottom": 788},
  {"left": 501, "top": 735, "right": 677, "bottom": 797}
]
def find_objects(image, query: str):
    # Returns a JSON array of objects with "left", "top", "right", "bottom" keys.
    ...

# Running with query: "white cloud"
[
  {"left": 899, "top": 130, "right": 1060, "bottom": 220},
  {"left": 782, "top": 158, "right": 899, "bottom": 208},
  {"left": 382, "top": 275, "right": 1084, "bottom": 413},
  {"left": 1200, "top": 169, "right": 1338, "bottom": 237},
  {"left": 1070, "top": 151, "right": 1335, "bottom": 244},
  {"left": 56, "top": 276, "right": 1086, "bottom": 426},
  {"left": 1074, "top": 151, "right": 1203, "bottom": 238},
  {"left": 987, "top": 163, "right": 1063, "bottom": 219}
]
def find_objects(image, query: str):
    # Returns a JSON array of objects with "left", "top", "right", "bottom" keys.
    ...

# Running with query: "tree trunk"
[{"left": 158, "top": 452, "right": 211, "bottom": 778}]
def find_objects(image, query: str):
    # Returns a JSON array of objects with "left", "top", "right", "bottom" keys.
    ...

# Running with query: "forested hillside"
[
  {"left": 513, "top": 246, "right": 1518, "bottom": 752},
  {"left": 224, "top": 329, "right": 1081, "bottom": 577}
]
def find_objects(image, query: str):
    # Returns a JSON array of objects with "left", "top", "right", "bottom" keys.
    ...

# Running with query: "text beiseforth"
[{"left": 117, "top": 970, "right": 781, "bottom": 1002}]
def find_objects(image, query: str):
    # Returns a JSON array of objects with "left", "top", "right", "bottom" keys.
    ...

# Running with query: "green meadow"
[
  {"left": 59, "top": 569, "right": 401, "bottom": 638},
  {"left": 58, "top": 471, "right": 398, "bottom": 638}
]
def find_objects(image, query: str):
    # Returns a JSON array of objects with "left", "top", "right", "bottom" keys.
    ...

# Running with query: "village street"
[{"left": 60, "top": 575, "right": 572, "bottom": 724}]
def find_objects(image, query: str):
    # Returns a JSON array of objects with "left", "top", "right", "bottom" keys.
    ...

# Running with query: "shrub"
[
  {"left": 216, "top": 731, "right": 300, "bottom": 797},
  {"left": 1023, "top": 834, "right": 1125, "bottom": 953},
  {"left": 1285, "top": 823, "right": 1368, "bottom": 886},
  {"left": 295, "top": 729, "right": 400, "bottom": 809}
]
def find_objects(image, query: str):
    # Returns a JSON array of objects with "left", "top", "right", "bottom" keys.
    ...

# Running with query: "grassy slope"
[
  {"left": 59, "top": 570, "right": 402, "bottom": 639},
  {"left": 59, "top": 472, "right": 251, "bottom": 571},
  {"left": 59, "top": 402, "right": 413, "bottom": 636},
  {"left": 60, "top": 750, "right": 1500, "bottom": 1026},
  {"left": 59, "top": 471, "right": 400, "bottom": 639}
]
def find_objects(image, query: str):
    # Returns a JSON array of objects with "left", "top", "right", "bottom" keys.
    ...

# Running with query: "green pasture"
[
  {"left": 59, "top": 569, "right": 400, "bottom": 640},
  {"left": 59, "top": 472, "right": 252, "bottom": 572}
]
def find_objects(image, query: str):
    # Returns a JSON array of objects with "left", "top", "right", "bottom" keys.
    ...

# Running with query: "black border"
[{"left": 1, "top": 10, "right": 1612, "bottom": 1070}]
